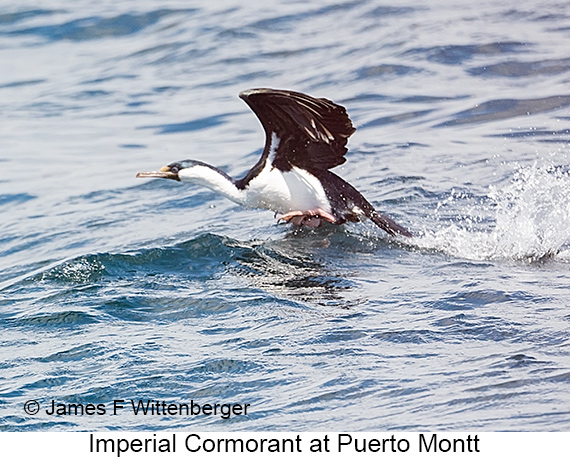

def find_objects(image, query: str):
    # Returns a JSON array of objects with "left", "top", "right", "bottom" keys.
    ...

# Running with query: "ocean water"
[{"left": 1, "top": 0, "right": 570, "bottom": 432}]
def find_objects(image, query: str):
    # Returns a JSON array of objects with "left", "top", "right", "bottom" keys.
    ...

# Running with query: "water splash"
[{"left": 413, "top": 162, "right": 570, "bottom": 262}]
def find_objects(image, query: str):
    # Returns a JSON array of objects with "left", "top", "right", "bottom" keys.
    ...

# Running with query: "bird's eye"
[{"left": 170, "top": 165, "right": 179, "bottom": 173}]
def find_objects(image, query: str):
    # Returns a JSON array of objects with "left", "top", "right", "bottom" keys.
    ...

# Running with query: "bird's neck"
[{"left": 179, "top": 163, "right": 245, "bottom": 205}]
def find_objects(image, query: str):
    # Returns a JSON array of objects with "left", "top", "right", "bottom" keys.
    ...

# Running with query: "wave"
[{"left": 8, "top": 159, "right": 570, "bottom": 304}]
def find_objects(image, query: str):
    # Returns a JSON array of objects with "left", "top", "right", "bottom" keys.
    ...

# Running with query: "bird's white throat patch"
[{"left": 178, "top": 164, "right": 245, "bottom": 205}]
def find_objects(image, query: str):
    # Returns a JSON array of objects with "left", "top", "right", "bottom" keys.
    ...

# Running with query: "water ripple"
[
  {"left": 5, "top": 9, "right": 197, "bottom": 42},
  {"left": 436, "top": 95, "right": 570, "bottom": 127}
]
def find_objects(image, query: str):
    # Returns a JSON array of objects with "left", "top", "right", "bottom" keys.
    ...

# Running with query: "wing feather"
[{"left": 238, "top": 89, "right": 355, "bottom": 177}]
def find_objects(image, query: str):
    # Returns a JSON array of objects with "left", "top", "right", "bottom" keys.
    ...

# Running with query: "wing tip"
[{"left": 239, "top": 88, "right": 275, "bottom": 100}]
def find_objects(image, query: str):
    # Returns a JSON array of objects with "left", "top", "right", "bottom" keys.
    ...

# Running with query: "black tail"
[
  {"left": 312, "top": 169, "right": 413, "bottom": 237},
  {"left": 369, "top": 211, "right": 412, "bottom": 237}
]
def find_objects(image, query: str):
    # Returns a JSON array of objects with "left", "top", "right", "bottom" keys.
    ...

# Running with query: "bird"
[{"left": 136, "top": 88, "right": 412, "bottom": 237}]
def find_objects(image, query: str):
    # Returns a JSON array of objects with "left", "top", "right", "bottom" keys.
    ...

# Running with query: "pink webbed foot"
[{"left": 278, "top": 208, "right": 337, "bottom": 228}]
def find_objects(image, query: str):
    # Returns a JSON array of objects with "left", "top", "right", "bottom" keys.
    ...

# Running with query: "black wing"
[{"left": 237, "top": 88, "right": 355, "bottom": 187}]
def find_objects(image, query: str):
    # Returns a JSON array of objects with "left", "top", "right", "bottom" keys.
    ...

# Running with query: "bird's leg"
[{"left": 278, "top": 208, "right": 337, "bottom": 227}]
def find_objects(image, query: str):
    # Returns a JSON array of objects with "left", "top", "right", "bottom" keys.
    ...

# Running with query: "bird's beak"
[{"left": 136, "top": 166, "right": 180, "bottom": 181}]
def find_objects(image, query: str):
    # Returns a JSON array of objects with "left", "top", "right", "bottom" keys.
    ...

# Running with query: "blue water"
[{"left": 1, "top": 0, "right": 570, "bottom": 431}]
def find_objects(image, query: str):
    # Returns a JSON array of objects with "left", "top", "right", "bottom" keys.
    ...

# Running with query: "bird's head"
[{"left": 136, "top": 160, "right": 209, "bottom": 183}]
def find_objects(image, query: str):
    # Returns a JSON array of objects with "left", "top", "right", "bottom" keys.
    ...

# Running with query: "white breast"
[{"left": 244, "top": 163, "right": 331, "bottom": 214}]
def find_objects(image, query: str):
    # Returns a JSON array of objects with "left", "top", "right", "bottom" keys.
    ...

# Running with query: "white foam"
[{"left": 411, "top": 161, "right": 570, "bottom": 262}]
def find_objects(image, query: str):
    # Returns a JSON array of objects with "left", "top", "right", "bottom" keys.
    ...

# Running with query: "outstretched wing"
[{"left": 237, "top": 88, "right": 355, "bottom": 186}]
